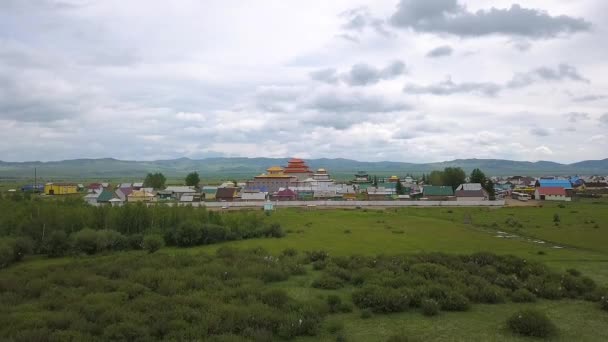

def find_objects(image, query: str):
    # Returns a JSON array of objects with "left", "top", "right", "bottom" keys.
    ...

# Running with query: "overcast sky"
[{"left": 1, "top": 0, "right": 607, "bottom": 163}]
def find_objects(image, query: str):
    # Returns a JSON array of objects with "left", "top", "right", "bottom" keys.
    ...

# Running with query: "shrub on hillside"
[
  {"left": 11, "top": 237, "right": 34, "bottom": 261},
  {"left": 438, "top": 292, "right": 470, "bottom": 311},
  {"left": 312, "top": 275, "right": 344, "bottom": 290},
  {"left": 421, "top": 299, "right": 440, "bottom": 316},
  {"left": 72, "top": 228, "right": 99, "bottom": 255},
  {"left": 142, "top": 235, "right": 164, "bottom": 254},
  {"left": 127, "top": 234, "right": 144, "bottom": 250},
  {"left": 281, "top": 248, "right": 298, "bottom": 257},
  {"left": 45, "top": 231, "right": 71, "bottom": 257},
  {"left": 263, "top": 223, "right": 285, "bottom": 238},
  {"left": 600, "top": 296, "right": 608, "bottom": 311},
  {"left": 173, "top": 220, "right": 203, "bottom": 247},
  {"left": 511, "top": 289, "right": 536, "bottom": 303},
  {"left": 96, "top": 230, "right": 128, "bottom": 252},
  {"left": 352, "top": 286, "right": 409, "bottom": 313},
  {"left": 327, "top": 295, "right": 342, "bottom": 313},
  {"left": 306, "top": 250, "right": 329, "bottom": 262},
  {"left": 506, "top": 309, "right": 557, "bottom": 338}
]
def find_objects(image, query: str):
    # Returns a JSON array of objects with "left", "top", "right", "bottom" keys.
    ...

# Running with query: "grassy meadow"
[{"left": 3, "top": 200, "right": 608, "bottom": 341}]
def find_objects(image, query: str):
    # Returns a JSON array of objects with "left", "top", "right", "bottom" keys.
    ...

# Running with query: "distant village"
[{"left": 14, "top": 158, "right": 608, "bottom": 207}]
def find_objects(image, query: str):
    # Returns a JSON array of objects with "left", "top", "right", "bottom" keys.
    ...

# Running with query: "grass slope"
[{"left": 5, "top": 202, "right": 608, "bottom": 341}]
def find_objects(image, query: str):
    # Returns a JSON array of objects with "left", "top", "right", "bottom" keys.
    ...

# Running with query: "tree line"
[{"left": 0, "top": 193, "right": 282, "bottom": 269}]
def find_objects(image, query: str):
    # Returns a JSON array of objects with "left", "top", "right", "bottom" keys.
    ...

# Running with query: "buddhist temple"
[
  {"left": 353, "top": 171, "right": 370, "bottom": 183},
  {"left": 388, "top": 175, "right": 400, "bottom": 183},
  {"left": 283, "top": 158, "right": 314, "bottom": 181},
  {"left": 245, "top": 166, "right": 297, "bottom": 192}
]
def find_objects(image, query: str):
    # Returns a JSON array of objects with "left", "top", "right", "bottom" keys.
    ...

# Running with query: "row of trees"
[
  {"left": 0, "top": 194, "right": 282, "bottom": 268},
  {"left": 421, "top": 167, "right": 496, "bottom": 198},
  {"left": 142, "top": 171, "right": 201, "bottom": 190}
]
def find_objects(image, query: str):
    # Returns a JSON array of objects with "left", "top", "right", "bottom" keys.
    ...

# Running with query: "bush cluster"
[
  {"left": 506, "top": 309, "right": 557, "bottom": 338},
  {"left": 0, "top": 248, "right": 324, "bottom": 341},
  {"left": 309, "top": 252, "right": 599, "bottom": 317}
]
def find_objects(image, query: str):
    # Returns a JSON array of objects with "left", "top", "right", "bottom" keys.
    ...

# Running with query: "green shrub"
[
  {"left": 507, "top": 309, "right": 557, "bottom": 338},
  {"left": 600, "top": 296, "right": 608, "bottom": 311},
  {"left": 72, "top": 228, "right": 99, "bottom": 255},
  {"left": 327, "top": 295, "right": 342, "bottom": 313},
  {"left": 45, "top": 231, "right": 71, "bottom": 257},
  {"left": 511, "top": 289, "right": 536, "bottom": 303},
  {"left": 337, "top": 302, "right": 353, "bottom": 313},
  {"left": 260, "top": 289, "right": 289, "bottom": 308},
  {"left": 128, "top": 234, "right": 144, "bottom": 250},
  {"left": 96, "top": 230, "right": 127, "bottom": 251},
  {"left": 312, "top": 275, "right": 344, "bottom": 290},
  {"left": 11, "top": 237, "right": 34, "bottom": 261},
  {"left": 312, "top": 260, "right": 327, "bottom": 270},
  {"left": 421, "top": 299, "right": 440, "bottom": 316},
  {"left": 142, "top": 235, "right": 164, "bottom": 253},
  {"left": 281, "top": 248, "right": 298, "bottom": 257},
  {"left": 439, "top": 292, "right": 470, "bottom": 311},
  {"left": 264, "top": 223, "right": 285, "bottom": 238},
  {"left": 360, "top": 309, "right": 373, "bottom": 319},
  {"left": 352, "top": 286, "right": 409, "bottom": 313},
  {"left": 307, "top": 250, "right": 329, "bottom": 262},
  {"left": 474, "top": 285, "right": 506, "bottom": 304},
  {"left": 174, "top": 220, "right": 203, "bottom": 247}
]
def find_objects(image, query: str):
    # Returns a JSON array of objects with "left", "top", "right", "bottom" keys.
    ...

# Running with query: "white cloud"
[{"left": 0, "top": 0, "right": 606, "bottom": 164}]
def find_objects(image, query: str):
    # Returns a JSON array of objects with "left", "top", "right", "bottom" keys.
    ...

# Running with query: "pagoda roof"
[{"left": 267, "top": 166, "right": 284, "bottom": 172}]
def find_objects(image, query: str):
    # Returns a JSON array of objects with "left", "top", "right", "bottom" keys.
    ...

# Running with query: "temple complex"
[
  {"left": 245, "top": 166, "right": 297, "bottom": 192},
  {"left": 283, "top": 158, "right": 314, "bottom": 181}
]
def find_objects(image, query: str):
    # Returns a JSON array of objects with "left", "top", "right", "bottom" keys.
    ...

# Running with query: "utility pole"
[{"left": 34, "top": 167, "right": 37, "bottom": 194}]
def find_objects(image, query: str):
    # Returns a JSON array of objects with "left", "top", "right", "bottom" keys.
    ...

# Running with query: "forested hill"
[{"left": 1, "top": 157, "right": 607, "bottom": 180}]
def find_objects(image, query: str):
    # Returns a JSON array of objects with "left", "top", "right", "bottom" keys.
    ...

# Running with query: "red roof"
[
  {"left": 276, "top": 188, "right": 297, "bottom": 197},
  {"left": 87, "top": 183, "right": 103, "bottom": 189},
  {"left": 537, "top": 187, "right": 566, "bottom": 196},
  {"left": 284, "top": 158, "right": 312, "bottom": 174}
]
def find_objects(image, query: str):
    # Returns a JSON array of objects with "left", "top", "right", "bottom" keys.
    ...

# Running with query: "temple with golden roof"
[{"left": 245, "top": 166, "right": 297, "bottom": 192}]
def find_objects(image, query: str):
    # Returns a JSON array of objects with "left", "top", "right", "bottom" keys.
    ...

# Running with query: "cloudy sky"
[{"left": 1, "top": 0, "right": 607, "bottom": 163}]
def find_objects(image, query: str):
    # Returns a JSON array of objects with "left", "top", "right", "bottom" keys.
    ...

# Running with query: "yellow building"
[
  {"left": 44, "top": 183, "right": 78, "bottom": 195},
  {"left": 128, "top": 190, "right": 157, "bottom": 203}
]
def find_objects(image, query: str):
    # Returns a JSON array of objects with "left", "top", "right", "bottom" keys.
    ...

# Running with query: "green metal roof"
[
  {"left": 96, "top": 189, "right": 115, "bottom": 202},
  {"left": 423, "top": 186, "right": 454, "bottom": 196}
]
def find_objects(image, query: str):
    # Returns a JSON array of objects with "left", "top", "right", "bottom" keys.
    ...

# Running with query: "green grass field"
[
  {"left": 168, "top": 203, "right": 608, "bottom": 341},
  {"left": 6, "top": 201, "right": 608, "bottom": 341}
]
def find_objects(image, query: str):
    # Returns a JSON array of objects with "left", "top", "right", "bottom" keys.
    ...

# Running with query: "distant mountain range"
[{"left": 1, "top": 157, "right": 607, "bottom": 181}]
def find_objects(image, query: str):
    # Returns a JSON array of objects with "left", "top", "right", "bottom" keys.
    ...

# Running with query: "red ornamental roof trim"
[{"left": 537, "top": 187, "right": 567, "bottom": 196}]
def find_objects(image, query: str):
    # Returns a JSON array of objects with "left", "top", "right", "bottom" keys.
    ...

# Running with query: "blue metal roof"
[{"left": 537, "top": 179, "right": 572, "bottom": 189}]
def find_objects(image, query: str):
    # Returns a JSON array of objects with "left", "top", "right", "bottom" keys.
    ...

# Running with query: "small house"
[
  {"left": 241, "top": 192, "right": 267, "bottom": 202},
  {"left": 422, "top": 186, "right": 455, "bottom": 201},
  {"left": 202, "top": 186, "right": 218, "bottom": 200},
  {"left": 535, "top": 187, "right": 571, "bottom": 202},
  {"left": 273, "top": 188, "right": 297, "bottom": 201},
  {"left": 455, "top": 189, "right": 488, "bottom": 201},
  {"left": 84, "top": 192, "right": 101, "bottom": 206},
  {"left": 164, "top": 186, "right": 197, "bottom": 201},
  {"left": 44, "top": 183, "right": 78, "bottom": 195},
  {"left": 216, "top": 187, "right": 239, "bottom": 202},
  {"left": 128, "top": 190, "right": 157, "bottom": 203},
  {"left": 115, "top": 187, "right": 133, "bottom": 201}
]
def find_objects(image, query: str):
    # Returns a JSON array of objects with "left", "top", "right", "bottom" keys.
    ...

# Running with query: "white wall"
[
  {"left": 196, "top": 200, "right": 505, "bottom": 208},
  {"left": 456, "top": 197, "right": 486, "bottom": 202}
]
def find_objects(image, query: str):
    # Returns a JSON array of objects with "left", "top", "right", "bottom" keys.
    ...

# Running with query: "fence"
[{"left": 192, "top": 200, "right": 505, "bottom": 208}]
